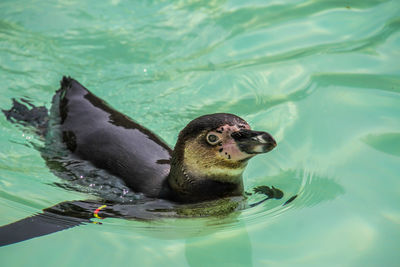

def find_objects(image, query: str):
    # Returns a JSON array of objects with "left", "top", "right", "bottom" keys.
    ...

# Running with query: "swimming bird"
[
  {"left": 51, "top": 77, "right": 276, "bottom": 202},
  {"left": 0, "top": 77, "right": 277, "bottom": 246}
]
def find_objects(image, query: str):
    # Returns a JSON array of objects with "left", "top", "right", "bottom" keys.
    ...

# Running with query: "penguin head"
[{"left": 169, "top": 113, "right": 276, "bottom": 199}]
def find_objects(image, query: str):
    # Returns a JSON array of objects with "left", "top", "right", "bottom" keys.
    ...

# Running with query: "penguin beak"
[{"left": 231, "top": 129, "right": 277, "bottom": 154}]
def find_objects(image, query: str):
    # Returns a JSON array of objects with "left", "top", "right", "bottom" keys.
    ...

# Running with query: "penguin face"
[
  {"left": 173, "top": 113, "right": 276, "bottom": 182},
  {"left": 205, "top": 123, "right": 276, "bottom": 161}
]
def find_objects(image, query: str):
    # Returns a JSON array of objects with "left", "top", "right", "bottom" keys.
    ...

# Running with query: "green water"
[{"left": 1, "top": 0, "right": 399, "bottom": 266}]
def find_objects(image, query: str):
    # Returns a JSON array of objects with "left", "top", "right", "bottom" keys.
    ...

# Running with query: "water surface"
[{"left": 0, "top": 0, "right": 399, "bottom": 266}]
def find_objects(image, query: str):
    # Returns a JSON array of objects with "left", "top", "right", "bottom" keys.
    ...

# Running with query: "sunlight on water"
[{"left": 0, "top": 0, "right": 399, "bottom": 266}]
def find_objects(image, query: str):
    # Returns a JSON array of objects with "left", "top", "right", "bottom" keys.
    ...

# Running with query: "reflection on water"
[
  {"left": 362, "top": 133, "right": 400, "bottom": 157},
  {"left": 242, "top": 169, "right": 345, "bottom": 224},
  {"left": 0, "top": 0, "right": 399, "bottom": 265},
  {"left": 185, "top": 223, "right": 252, "bottom": 266}
]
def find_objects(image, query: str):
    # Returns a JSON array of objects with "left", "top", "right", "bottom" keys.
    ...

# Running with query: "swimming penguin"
[{"left": 0, "top": 77, "right": 278, "bottom": 246}]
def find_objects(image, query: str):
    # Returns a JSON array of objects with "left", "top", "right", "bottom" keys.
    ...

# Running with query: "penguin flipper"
[
  {"left": 0, "top": 200, "right": 104, "bottom": 247},
  {"left": 0, "top": 212, "right": 86, "bottom": 247}
]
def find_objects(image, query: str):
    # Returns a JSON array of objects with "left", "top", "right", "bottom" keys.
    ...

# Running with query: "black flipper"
[
  {"left": 0, "top": 212, "right": 86, "bottom": 247},
  {"left": 0, "top": 200, "right": 103, "bottom": 247},
  {"left": 0, "top": 198, "right": 182, "bottom": 246}
]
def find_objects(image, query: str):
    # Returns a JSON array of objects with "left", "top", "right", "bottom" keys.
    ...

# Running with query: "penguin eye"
[{"left": 206, "top": 133, "right": 219, "bottom": 145}]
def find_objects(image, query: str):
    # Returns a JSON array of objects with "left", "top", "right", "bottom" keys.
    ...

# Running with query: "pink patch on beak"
[{"left": 213, "top": 124, "right": 254, "bottom": 161}]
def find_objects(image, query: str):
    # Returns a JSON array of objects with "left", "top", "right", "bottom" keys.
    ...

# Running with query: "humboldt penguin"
[
  {"left": 53, "top": 77, "right": 276, "bottom": 202},
  {"left": 0, "top": 76, "right": 278, "bottom": 246}
]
